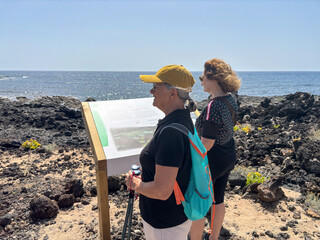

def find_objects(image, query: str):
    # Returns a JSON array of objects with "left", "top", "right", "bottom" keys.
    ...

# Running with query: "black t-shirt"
[
  {"left": 195, "top": 94, "right": 238, "bottom": 180},
  {"left": 195, "top": 94, "right": 238, "bottom": 145},
  {"left": 139, "top": 109, "right": 193, "bottom": 229}
]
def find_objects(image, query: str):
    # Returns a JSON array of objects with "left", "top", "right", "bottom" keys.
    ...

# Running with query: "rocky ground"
[{"left": 0, "top": 92, "right": 320, "bottom": 240}]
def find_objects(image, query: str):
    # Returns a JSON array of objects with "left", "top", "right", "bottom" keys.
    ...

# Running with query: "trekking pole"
[{"left": 121, "top": 164, "right": 141, "bottom": 240}]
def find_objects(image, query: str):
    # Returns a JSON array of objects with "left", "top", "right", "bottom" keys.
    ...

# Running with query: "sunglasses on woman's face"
[
  {"left": 199, "top": 76, "right": 204, "bottom": 82},
  {"left": 151, "top": 83, "right": 166, "bottom": 92}
]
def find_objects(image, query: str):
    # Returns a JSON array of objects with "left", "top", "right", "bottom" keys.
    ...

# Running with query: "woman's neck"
[
  {"left": 162, "top": 102, "right": 185, "bottom": 116},
  {"left": 210, "top": 88, "right": 228, "bottom": 98}
]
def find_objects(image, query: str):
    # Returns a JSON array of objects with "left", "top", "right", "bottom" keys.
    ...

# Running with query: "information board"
[{"left": 88, "top": 98, "right": 164, "bottom": 175}]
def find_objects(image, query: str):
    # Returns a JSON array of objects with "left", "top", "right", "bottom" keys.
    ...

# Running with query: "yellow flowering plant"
[
  {"left": 22, "top": 139, "right": 41, "bottom": 150},
  {"left": 292, "top": 137, "right": 301, "bottom": 142},
  {"left": 246, "top": 172, "right": 266, "bottom": 186},
  {"left": 242, "top": 125, "right": 251, "bottom": 133}
]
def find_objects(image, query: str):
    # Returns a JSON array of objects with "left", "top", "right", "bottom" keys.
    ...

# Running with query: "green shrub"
[
  {"left": 308, "top": 128, "right": 320, "bottom": 141},
  {"left": 306, "top": 192, "right": 320, "bottom": 215},
  {"left": 246, "top": 172, "right": 266, "bottom": 186},
  {"left": 43, "top": 143, "right": 58, "bottom": 153},
  {"left": 231, "top": 165, "right": 252, "bottom": 177}
]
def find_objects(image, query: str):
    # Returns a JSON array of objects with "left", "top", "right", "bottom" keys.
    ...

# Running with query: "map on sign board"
[
  {"left": 89, "top": 97, "right": 197, "bottom": 176},
  {"left": 88, "top": 98, "right": 163, "bottom": 175}
]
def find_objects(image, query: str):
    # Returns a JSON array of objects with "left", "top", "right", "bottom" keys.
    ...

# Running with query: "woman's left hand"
[{"left": 125, "top": 170, "right": 142, "bottom": 192}]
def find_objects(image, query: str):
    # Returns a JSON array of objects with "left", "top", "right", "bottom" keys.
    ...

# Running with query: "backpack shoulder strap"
[
  {"left": 157, "top": 123, "right": 190, "bottom": 206},
  {"left": 158, "top": 123, "right": 189, "bottom": 137},
  {"left": 214, "top": 97, "right": 237, "bottom": 126}
]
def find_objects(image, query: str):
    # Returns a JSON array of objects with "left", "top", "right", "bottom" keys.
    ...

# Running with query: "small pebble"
[
  {"left": 293, "top": 212, "right": 301, "bottom": 219},
  {"left": 288, "top": 205, "right": 296, "bottom": 212},
  {"left": 252, "top": 231, "right": 259, "bottom": 237}
]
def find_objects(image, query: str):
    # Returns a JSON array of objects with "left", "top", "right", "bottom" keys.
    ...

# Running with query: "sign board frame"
[
  {"left": 81, "top": 98, "right": 200, "bottom": 239},
  {"left": 81, "top": 102, "right": 111, "bottom": 240}
]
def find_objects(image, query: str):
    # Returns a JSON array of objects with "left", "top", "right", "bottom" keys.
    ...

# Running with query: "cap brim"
[{"left": 140, "top": 75, "right": 163, "bottom": 83}]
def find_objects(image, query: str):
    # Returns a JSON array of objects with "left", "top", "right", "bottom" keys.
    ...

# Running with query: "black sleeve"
[
  {"left": 201, "top": 120, "right": 220, "bottom": 139},
  {"left": 155, "top": 127, "right": 186, "bottom": 168}
]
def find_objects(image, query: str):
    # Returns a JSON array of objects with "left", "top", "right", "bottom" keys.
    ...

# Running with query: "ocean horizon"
[{"left": 1, "top": 71, "right": 319, "bottom": 102}]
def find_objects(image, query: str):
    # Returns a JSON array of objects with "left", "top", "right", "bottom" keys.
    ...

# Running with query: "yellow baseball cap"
[{"left": 140, "top": 65, "right": 195, "bottom": 92}]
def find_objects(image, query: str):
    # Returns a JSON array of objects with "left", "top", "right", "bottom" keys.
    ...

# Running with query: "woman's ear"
[{"left": 170, "top": 89, "right": 176, "bottom": 97}]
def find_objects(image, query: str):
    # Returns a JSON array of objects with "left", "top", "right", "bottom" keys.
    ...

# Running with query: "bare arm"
[
  {"left": 201, "top": 136, "right": 215, "bottom": 151},
  {"left": 126, "top": 164, "right": 178, "bottom": 201}
]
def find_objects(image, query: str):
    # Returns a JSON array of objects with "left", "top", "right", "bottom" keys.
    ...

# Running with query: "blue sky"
[{"left": 0, "top": 0, "right": 319, "bottom": 71}]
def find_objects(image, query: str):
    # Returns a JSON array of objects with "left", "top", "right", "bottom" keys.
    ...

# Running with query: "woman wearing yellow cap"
[
  {"left": 189, "top": 59, "right": 241, "bottom": 240},
  {"left": 125, "top": 65, "right": 197, "bottom": 239}
]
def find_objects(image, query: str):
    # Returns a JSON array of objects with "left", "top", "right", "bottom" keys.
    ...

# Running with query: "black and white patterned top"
[{"left": 195, "top": 94, "right": 238, "bottom": 145}]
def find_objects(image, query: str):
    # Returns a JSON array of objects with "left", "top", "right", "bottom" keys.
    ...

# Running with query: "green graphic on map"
[{"left": 110, "top": 126, "right": 155, "bottom": 151}]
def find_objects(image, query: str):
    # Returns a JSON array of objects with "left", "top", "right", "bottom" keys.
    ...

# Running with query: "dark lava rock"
[
  {"left": 304, "top": 158, "right": 320, "bottom": 175},
  {"left": 81, "top": 198, "right": 91, "bottom": 205},
  {"left": 246, "top": 182, "right": 260, "bottom": 193},
  {"left": 280, "top": 226, "right": 288, "bottom": 231},
  {"left": 30, "top": 195, "right": 59, "bottom": 219},
  {"left": 88, "top": 185, "right": 97, "bottom": 197},
  {"left": 58, "top": 194, "right": 75, "bottom": 208},
  {"left": 0, "top": 96, "right": 89, "bottom": 149},
  {"left": 1, "top": 164, "right": 22, "bottom": 178},
  {"left": 276, "top": 232, "right": 290, "bottom": 239},
  {"left": 265, "top": 230, "right": 275, "bottom": 238},
  {"left": 228, "top": 172, "right": 246, "bottom": 187},
  {"left": 288, "top": 205, "right": 296, "bottom": 212},
  {"left": 0, "top": 214, "right": 13, "bottom": 227},
  {"left": 252, "top": 231, "right": 259, "bottom": 237},
  {"left": 260, "top": 98, "right": 271, "bottom": 108},
  {"left": 85, "top": 97, "right": 96, "bottom": 102},
  {"left": 43, "top": 184, "right": 65, "bottom": 201},
  {"left": 219, "top": 226, "right": 232, "bottom": 238},
  {"left": 257, "top": 176, "right": 284, "bottom": 202},
  {"left": 0, "top": 140, "right": 21, "bottom": 149},
  {"left": 286, "top": 220, "right": 298, "bottom": 228},
  {"left": 64, "top": 131, "right": 72, "bottom": 136},
  {"left": 108, "top": 176, "right": 121, "bottom": 193},
  {"left": 65, "top": 179, "right": 85, "bottom": 197}
]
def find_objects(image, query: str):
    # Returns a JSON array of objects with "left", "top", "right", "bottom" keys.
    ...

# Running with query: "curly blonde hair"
[{"left": 204, "top": 58, "right": 241, "bottom": 93}]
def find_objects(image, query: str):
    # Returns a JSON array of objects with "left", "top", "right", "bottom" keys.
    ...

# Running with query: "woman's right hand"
[{"left": 125, "top": 170, "right": 142, "bottom": 193}]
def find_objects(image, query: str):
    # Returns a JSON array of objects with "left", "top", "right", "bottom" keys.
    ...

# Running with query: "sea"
[{"left": 0, "top": 71, "right": 319, "bottom": 102}]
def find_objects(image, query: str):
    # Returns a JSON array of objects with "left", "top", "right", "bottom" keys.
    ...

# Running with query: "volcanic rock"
[
  {"left": 58, "top": 194, "right": 75, "bottom": 208},
  {"left": 0, "top": 214, "right": 13, "bottom": 227},
  {"left": 257, "top": 177, "right": 284, "bottom": 202},
  {"left": 228, "top": 172, "right": 246, "bottom": 187},
  {"left": 65, "top": 179, "right": 85, "bottom": 197},
  {"left": 108, "top": 176, "right": 121, "bottom": 193},
  {"left": 30, "top": 195, "right": 59, "bottom": 219}
]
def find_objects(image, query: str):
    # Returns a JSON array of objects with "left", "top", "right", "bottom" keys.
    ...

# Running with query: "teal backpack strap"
[
  {"left": 159, "top": 122, "right": 215, "bottom": 223},
  {"left": 158, "top": 123, "right": 189, "bottom": 137}
]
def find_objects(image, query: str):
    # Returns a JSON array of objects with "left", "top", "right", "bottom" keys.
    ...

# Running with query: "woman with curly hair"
[{"left": 189, "top": 58, "right": 241, "bottom": 240}]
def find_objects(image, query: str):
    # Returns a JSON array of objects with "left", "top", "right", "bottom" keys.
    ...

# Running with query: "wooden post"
[{"left": 81, "top": 102, "right": 111, "bottom": 240}]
